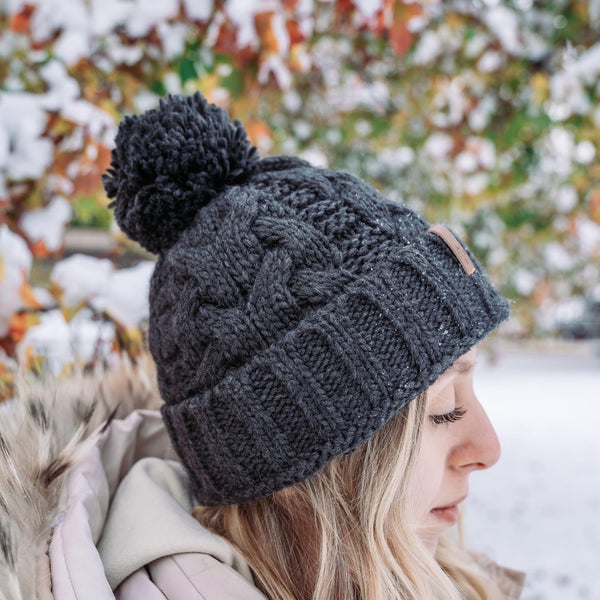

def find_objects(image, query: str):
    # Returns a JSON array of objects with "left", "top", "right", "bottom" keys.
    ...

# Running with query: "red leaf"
[
  {"left": 389, "top": 20, "right": 412, "bottom": 56},
  {"left": 286, "top": 19, "right": 304, "bottom": 46},
  {"left": 9, "top": 4, "right": 35, "bottom": 34}
]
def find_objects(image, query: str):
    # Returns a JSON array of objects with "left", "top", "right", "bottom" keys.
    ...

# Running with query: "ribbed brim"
[{"left": 162, "top": 229, "right": 509, "bottom": 505}]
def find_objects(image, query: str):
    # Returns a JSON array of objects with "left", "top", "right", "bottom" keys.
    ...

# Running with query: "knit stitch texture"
[{"left": 106, "top": 93, "right": 510, "bottom": 505}]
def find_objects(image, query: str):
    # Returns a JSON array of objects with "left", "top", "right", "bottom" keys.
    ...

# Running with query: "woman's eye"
[{"left": 430, "top": 406, "right": 467, "bottom": 426}]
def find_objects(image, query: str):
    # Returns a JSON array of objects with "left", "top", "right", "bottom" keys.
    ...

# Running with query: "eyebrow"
[{"left": 442, "top": 359, "right": 475, "bottom": 377}]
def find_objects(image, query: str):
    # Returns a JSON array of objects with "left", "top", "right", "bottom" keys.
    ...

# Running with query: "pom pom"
[{"left": 103, "top": 93, "right": 260, "bottom": 254}]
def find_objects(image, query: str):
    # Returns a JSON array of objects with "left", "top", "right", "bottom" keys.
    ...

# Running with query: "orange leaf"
[
  {"left": 9, "top": 4, "right": 35, "bottom": 34},
  {"left": 388, "top": 19, "right": 412, "bottom": 56},
  {"left": 255, "top": 12, "right": 280, "bottom": 54},
  {"left": 589, "top": 185, "right": 600, "bottom": 224},
  {"left": 8, "top": 312, "right": 40, "bottom": 346},
  {"left": 388, "top": 2, "right": 422, "bottom": 56},
  {"left": 30, "top": 239, "right": 51, "bottom": 258},
  {"left": 245, "top": 120, "right": 272, "bottom": 148},
  {"left": 20, "top": 280, "right": 44, "bottom": 310}
]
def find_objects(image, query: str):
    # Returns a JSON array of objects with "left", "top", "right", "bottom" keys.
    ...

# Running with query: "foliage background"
[{"left": 1, "top": 0, "right": 600, "bottom": 395}]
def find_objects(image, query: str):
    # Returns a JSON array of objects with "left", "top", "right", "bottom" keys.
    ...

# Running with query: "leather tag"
[{"left": 427, "top": 224, "right": 476, "bottom": 275}]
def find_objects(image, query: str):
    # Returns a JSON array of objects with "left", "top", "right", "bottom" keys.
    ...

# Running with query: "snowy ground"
[{"left": 466, "top": 344, "right": 600, "bottom": 600}]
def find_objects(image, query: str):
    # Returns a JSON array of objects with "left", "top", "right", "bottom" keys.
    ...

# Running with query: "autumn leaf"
[
  {"left": 286, "top": 19, "right": 305, "bottom": 46},
  {"left": 589, "top": 185, "right": 600, "bottom": 224},
  {"left": 255, "top": 12, "right": 281, "bottom": 54},
  {"left": 9, "top": 3, "right": 35, "bottom": 34},
  {"left": 8, "top": 312, "right": 40, "bottom": 346},
  {"left": 388, "top": 2, "right": 422, "bottom": 56},
  {"left": 530, "top": 73, "right": 549, "bottom": 106},
  {"left": 30, "top": 239, "right": 51, "bottom": 258},
  {"left": 245, "top": 120, "right": 273, "bottom": 153},
  {"left": 20, "top": 280, "right": 44, "bottom": 309}
]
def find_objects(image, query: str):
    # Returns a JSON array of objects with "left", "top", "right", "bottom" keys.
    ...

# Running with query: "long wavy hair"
[{"left": 193, "top": 393, "right": 505, "bottom": 599}]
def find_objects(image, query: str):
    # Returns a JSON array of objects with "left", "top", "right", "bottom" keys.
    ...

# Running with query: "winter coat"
[{"left": 0, "top": 357, "right": 524, "bottom": 600}]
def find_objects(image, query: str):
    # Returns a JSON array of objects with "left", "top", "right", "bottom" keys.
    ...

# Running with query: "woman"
[{"left": 0, "top": 93, "right": 524, "bottom": 599}]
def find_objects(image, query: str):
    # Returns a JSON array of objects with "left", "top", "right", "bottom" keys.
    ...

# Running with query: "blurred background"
[{"left": 1, "top": 1, "right": 599, "bottom": 598}]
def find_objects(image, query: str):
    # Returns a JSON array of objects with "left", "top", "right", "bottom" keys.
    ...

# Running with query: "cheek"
[{"left": 410, "top": 428, "right": 448, "bottom": 516}]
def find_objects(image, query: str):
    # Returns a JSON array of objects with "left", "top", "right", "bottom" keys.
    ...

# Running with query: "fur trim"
[{"left": 0, "top": 355, "right": 162, "bottom": 600}]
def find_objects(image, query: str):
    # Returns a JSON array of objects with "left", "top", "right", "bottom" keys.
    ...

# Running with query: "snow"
[
  {"left": 157, "top": 22, "right": 189, "bottom": 60},
  {"left": 299, "top": 148, "right": 328, "bottom": 168},
  {"left": 468, "top": 95, "right": 496, "bottom": 131},
  {"left": 125, "top": 0, "right": 179, "bottom": 38},
  {"left": 549, "top": 43, "right": 600, "bottom": 121},
  {"left": 482, "top": 5, "right": 547, "bottom": 60},
  {"left": 431, "top": 77, "right": 469, "bottom": 127},
  {"left": 455, "top": 151, "right": 478, "bottom": 173},
  {"left": 412, "top": 30, "right": 443, "bottom": 66},
  {"left": 29, "top": 0, "right": 89, "bottom": 43},
  {"left": 90, "top": 261, "right": 154, "bottom": 326},
  {"left": 0, "top": 225, "right": 33, "bottom": 336},
  {"left": 50, "top": 254, "right": 114, "bottom": 307},
  {"left": 513, "top": 268, "right": 537, "bottom": 296},
  {"left": 544, "top": 242, "right": 574, "bottom": 272},
  {"left": 69, "top": 308, "right": 116, "bottom": 364},
  {"left": 423, "top": 132, "right": 454, "bottom": 159},
  {"left": 53, "top": 29, "right": 91, "bottom": 65},
  {"left": 467, "top": 348, "right": 600, "bottom": 599},
  {"left": 352, "top": 0, "right": 381, "bottom": 19},
  {"left": 182, "top": 0, "right": 214, "bottom": 21},
  {"left": 16, "top": 307, "right": 116, "bottom": 373},
  {"left": 575, "top": 141, "right": 595, "bottom": 165},
  {"left": 17, "top": 309, "right": 72, "bottom": 374},
  {"left": 38, "top": 60, "right": 81, "bottom": 111},
  {"left": 61, "top": 100, "right": 115, "bottom": 144},
  {"left": 540, "top": 127, "right": 575, "bottom": 177},
  {"left": 379, "top": 147, "right": 416, "bottom": 169},
  {"left": 464, "top": 31, "right": 491, "bottom": 59},
  {"left": 258, "top": 54, "right": 293, "bottom": 90},
  {"left": 576, "top": 218, "right": 600, "bottom": 256},
  {"left": 0, "top": 92, "right": 53, "bottom": 181},
  {"left": 482, "top": 6, "right": 521, "bottom": 55},
  {"left": 554, "top": 184, "right": 578, "bottom": 213},
  {"left": 477, "top": 50, "right": 504, "bottom": 73},
  {"left": 462, "top": 172, "right": 489, "bottom": 196},
  {"left": 19, "top": 197, "right": 72, "bottom": 252},
  {"left": 224, "top": 0, "right": 263, "bottom": 49},
  {"left": 90, "top": 0, "right": 127, "bottom": 36},
  {"left": 282, "top": 90, "right": 302, "bottom": 113}
]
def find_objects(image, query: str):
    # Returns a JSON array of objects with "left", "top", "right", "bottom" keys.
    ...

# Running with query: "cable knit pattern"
[{"left": 105, "top": 93, "right": 510, "bottom": 505}]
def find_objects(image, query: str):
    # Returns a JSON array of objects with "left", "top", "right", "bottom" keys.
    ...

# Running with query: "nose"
[{"left": 449, "top": 397, "right": 501, "bottom": 472}]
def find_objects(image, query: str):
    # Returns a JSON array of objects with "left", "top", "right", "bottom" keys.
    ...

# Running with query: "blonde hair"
[{"left": 193, "top": 393, "right": 505, "bottom": 600}]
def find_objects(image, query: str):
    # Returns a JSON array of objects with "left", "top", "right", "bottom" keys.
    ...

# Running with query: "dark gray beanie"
[{"left": 104, "top": 93, "right": 509, "bottom": 505}]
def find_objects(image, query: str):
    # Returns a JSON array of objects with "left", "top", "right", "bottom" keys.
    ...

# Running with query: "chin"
[{"left": 416, "top": 528, "right": 440, "bottom": 555}]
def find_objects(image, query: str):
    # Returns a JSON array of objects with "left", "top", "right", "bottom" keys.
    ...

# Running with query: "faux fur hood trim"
[{"left": 0, "top": 356, "right": 162, "bottom": 600}]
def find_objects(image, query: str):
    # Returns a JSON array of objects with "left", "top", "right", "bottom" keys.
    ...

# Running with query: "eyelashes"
[{"left": 430, "top": 406, "right": 467, "bottom": 426}]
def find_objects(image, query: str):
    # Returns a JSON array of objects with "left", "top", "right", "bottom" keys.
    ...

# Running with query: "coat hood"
[{"left": 0, "top": 357, "right": 263, "bottom": 599}]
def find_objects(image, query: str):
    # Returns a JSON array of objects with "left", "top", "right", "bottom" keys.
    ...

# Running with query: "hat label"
[{"left": 426, "top": 224, "right": 476, "bottom": 275}]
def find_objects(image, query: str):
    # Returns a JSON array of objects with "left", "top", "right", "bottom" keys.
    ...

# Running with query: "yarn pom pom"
[{"left": 103, "top": 93, "right": 260, "bottom": 254}]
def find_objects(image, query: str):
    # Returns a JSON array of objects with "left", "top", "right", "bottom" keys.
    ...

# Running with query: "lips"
[{"left": 430, "top": 495, "right": 467, "bottom": 525}]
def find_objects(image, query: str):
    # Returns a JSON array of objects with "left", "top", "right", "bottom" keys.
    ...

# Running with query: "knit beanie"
[{"left": 104, "top": 93, "right": 509, "bottom": 505}]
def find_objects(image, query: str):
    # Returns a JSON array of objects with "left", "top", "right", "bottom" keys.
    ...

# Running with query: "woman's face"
[{"left": 411, "top": 347, "right": 500, "bottom": 553}]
